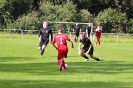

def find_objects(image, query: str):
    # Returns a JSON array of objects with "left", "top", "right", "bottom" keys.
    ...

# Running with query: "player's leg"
[
  {"left": 98, "top": 38, "right": 101, "bottom": 45},
  {"left": 75, "top": 33, "right": 79, "bottom": 42},
  {"left": 57, "top": 48, "right": 64, "bottom": 71},
  {"left": 58, "top": 46, "right": 68, "bottom": 71},
  {"left": 40, "top": 44, "right": 47, "bottom": 56},
  {"left": 62, "top": 48, "right": 68, "bottom": 71},
  {"left": 79, "top": 48, "right": 89, "bottom": 61},
  {"left": 38, "top": 41, "right": 44, "bottom": 57},
  {"left": 74, "top": 35, "right": 76, "bottom": 42},
  {"left": 89, "top": 54, "right": 102, "bottom": 61},
  {"left": 88, "top": 48, "right": 102, "bottom": 61},
  {"left": 96, "top": 37, "right": 98, "bottom": 45}
]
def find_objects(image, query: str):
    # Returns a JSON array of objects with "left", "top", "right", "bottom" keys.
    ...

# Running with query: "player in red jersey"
[
  {"left": 51, "top": 28, "right": 74, "bottom": 71},
  {"left": 95, "top": 25, "right": 102, "bottom": 46}
]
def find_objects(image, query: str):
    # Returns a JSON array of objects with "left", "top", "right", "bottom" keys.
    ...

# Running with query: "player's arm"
[
  {"left": 53, "top": 43, "right": 58, "bottom": 50},
  {"left": 78, "top": 43, "right": 82, "bottom": 51},
  {"left": 86, "top": 44, "right": 93, "bottom": 54},
  {"left": 38, "top": 30, "right": 41, "bottom": 41},
  {"left": 85, "top": 26, "right": 89, "bottom": 37},
  {"left": 71, "top": 41, "right": 74, "bottom": 48},
  {"left": 73, "top": 28, "right": 74, "bottom": 34},
  {"left": 50, "top": 29, "right": 53, "bottom": 42},
  {"left": 51, "top": 37, "right": 58, "bottom": 50},
  {"left": 80, "top": 28, "right": 82, "bottom": 33}
]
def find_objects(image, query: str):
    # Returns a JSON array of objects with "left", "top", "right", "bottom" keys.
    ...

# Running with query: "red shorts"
[
  {"left": 96, "top": 32, "right": 101, "bottom": 38},
  {"left": 57, "top": 45, "right": 68, "bottom": 60}
]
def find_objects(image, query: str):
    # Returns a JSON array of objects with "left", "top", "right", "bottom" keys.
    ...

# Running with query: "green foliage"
[
  {"left": 0, "top": 0, "right": 34, "bottom": 29},
  {"left": 11, "top": 11, "right": 40, "bottom": 30},
  {"left": 39, "top": 1, "right": 77, "bottom": 22},
  {"left": 79, "top": 9, "right": 93, "bottom": 23},
  {"left": 96, "top": 8, "right": 128, "bottom": 33}
]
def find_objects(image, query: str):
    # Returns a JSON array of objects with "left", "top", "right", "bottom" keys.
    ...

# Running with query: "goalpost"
[{"left": 48, "top": 21, "right": 93, "bottom": 42}]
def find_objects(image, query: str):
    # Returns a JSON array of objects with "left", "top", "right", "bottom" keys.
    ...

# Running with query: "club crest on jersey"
[{"left": 45, "top": 31, "right": 48, "bottom": 33}]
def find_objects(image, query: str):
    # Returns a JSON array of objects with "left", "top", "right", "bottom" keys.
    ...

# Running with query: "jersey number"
[{"left": 60, "top": 38, "right": 63, "bottom": 45}]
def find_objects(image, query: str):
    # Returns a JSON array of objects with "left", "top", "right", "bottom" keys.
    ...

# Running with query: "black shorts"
[
  {"left": 74, "top": 32, "right": 79, "bottom": 37},
  {"left": 82, "top": 46, "right": 94, "bottom": 55},
  {"left": 38, "top": 39, "right": 49, "bottom": 47}
]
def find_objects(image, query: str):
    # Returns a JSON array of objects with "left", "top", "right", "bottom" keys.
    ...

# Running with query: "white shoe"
[
  {"left": 84, "top": 59, "right": 89, "bottom": 61},
  {"left": 99, "top": 58, "right": 102, "bottom": 61}
]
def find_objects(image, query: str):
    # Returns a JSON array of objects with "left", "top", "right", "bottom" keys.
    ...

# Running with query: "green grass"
[{"left": 0, "top": 37, "right": 133, "bottom": 88}]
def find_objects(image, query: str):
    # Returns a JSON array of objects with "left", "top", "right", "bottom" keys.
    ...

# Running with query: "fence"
[{"left": 0, "top": 29, "right": 133, "bottom": 43}]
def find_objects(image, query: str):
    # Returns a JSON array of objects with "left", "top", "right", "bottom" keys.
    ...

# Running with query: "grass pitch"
[{"left": 0, "top": 37, "right": 133, "bottom": 88}]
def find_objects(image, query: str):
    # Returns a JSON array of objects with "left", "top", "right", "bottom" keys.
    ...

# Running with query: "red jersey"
[
  {"left": 51, "top": 33, "right": 72, "bottom": 47},
  {"left": 52, "top": 33, "right": 72, "bottom": 60},
  {"left": 95, "top": 28, "right": 102, "bottom": 38}
]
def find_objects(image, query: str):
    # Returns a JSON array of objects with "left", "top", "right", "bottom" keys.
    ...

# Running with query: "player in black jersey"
[
  {"left": 78, "top": 33, "right": 102, "bottom": 61},
  {"left": 73, "top": 23, "right": 81, "bottom": 42},
  {"left": 38, "top": 21, "right": 53, "bottom": 57},
  {"left": 86, "top": 23, "right": 91, "bottom": 38}
]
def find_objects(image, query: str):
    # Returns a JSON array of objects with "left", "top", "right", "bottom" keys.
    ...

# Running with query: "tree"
[{"left": 96, "top": 8, "right": 128, "bottom": 33}]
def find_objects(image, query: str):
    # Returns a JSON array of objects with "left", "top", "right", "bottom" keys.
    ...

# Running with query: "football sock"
[
  {"left": 82, "top": 55, "right": 89, "bottom": 59},
  {"left": 40, "top": 50, "right": 44, "bottom": 55},
  {"left": 62, "top": 60, "right": 66, "bottom": 69},
  {"left": 74, "top": 38, "right": 76, "bottom": 42},
  {"left": 95, "top": 58, "right": 101, "bottom": 61}
]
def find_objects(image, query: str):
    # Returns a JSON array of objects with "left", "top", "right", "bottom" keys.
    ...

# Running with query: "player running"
[
  {"left": 38, "top": 21, "right": 53, "bottom": 57},
  {"left": 51, "top": 28, "right": 74, "bottom": 71},
  {"left": 78, "top": 33, "right": 102, "bottom": 61}
]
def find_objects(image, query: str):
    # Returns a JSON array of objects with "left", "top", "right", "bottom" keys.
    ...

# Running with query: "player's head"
[
  {"left": 43, "top": 21, "right": 48, "bottom": 28},
  {"left": 88, "top": 23, "right": 91, "bottom": 26},
  {"left": 80, "top": 33, "right": 85, "bottom": 40},
  {"left": 58, "top": 28, "right": 63, "bottom": 33},
  {"left": 76, "top": 23, "right": 78, "bottom": 26}
]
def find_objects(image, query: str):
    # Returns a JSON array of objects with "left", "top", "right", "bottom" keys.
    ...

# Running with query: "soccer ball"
[
  {"left": 65, "top": 64, "right": 68, "bottom": 69},
  {"left": 62, "top": 64, "right": 68, "bottom": 70}
]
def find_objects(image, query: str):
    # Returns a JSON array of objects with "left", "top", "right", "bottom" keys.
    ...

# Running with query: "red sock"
[{"left": 62, "top": 60, "right": 66, "bottom": 70}]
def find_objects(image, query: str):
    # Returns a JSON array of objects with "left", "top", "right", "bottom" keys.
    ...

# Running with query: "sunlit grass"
[{"left": 0, "top": 35, "right": 133, "bottom": 88}]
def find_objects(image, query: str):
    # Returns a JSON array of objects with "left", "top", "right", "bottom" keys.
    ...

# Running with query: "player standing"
[
  {"left": 51, "top": 28, "right": 74, "bottom": 71},
  {"left": 73, "top": 23, "right": 81, "bottom": 42},
  {"left": 78, "top": 33, "right": 102, "bottom": 61},
  {"left": 95, "top": 25, "right": 102, "bottom": 46},
  {"left": 86, "top": 23, "right": 91, "bottom": 38},
  {"left": 38, "top": 21, "right": 53, "bottom": 57}
]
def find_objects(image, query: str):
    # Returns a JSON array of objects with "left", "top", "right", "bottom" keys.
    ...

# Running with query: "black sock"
[
  {"left": 95, "top": 58, "right": 100, "bottom": 61},
  {"left": 40, "top": 50, "right": 44, "bottom": 55},
  {"left": 74, "top": 38, "right": 76, "bottom": 42},
  {"left": 82, "top": 55, "right": 89, "bottom": 59}
]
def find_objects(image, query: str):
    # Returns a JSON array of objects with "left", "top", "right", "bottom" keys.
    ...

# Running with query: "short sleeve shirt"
[{"left": 79, "top": 38, "right": 92, "bottom": 47}]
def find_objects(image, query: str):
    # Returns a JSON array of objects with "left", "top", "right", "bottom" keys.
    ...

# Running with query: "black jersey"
[
  {"left": 73, "top": 26, "right": 80, "bottom": 33},
  {"left": 79, "top": 38, "right": 92, "bottom": 47},
  {"left": 38, "top": 27, "right": 53, "bottom": 40},
  {"left": 86, "top": 26, "right": 91, "bottom": 34}
]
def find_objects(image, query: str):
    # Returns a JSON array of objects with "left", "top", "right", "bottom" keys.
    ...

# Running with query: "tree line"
[{"left": 0, "top": 0, "right": 133, "bottom": 33}]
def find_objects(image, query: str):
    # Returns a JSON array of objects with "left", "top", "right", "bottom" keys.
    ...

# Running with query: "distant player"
[
  {"left": 51, "top": 28, "right": 74, "bottom": 71},
  {"left": 95, "top": 25, "right": 102, "bottom": 46},
  {"left": 78, "top": 33, "right": 102, "bottom": 61},
  {"left": 73, "top": 23, "right": 81, "bottom": 42},
  {"left": 38, "top": 21, "right": 53, "bottom": 57},
  {"left": 86, "top": 23, "right": 91, "bottom": 38}
]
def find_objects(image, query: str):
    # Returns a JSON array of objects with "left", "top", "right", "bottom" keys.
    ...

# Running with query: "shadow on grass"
[
  {"left": 0, "top": 57, "right": 133, "bottom": 75},
  {"left": 0, "top": 79, "right": 132, "bottom": 88},
  {"left": 0, "top": 57, "right": 133, "bottom": 88}
]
